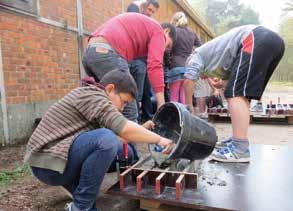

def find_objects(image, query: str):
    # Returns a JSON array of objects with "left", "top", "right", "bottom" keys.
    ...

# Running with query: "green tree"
[
  {"left": 284, "top": 0, "right": 293, "bottom": 11},
  {"left": 282, "top": 0, "right": 293, "bottom": 17},
  {"left": 188, "top": 0, "right": 260, "bottom": 35},
  {"left": 273, "top": 3, "right": 293, "bottom": 82}
]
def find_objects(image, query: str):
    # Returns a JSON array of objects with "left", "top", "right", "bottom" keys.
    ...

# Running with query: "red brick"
[
  {"left": 1, "top": 0, "right": 211, "bottom": 105},
  {"left": 1, "top": 10, "right": 79, "bottom": 104}
]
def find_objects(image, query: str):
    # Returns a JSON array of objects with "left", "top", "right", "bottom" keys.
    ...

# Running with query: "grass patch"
[{"left": 0, "top": 164, "right": 31, "bottom": 188}]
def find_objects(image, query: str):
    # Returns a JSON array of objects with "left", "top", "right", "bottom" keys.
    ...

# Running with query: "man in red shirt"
[
  {"left": 126, "top": 0, "right": 160, "bottom": 123},
  {"left": 82, "top": 13, "right": 176, "bottom": 121}
]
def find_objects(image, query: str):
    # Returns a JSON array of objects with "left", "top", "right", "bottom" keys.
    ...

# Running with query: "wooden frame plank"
[
  {"left": 119, "top": 155, "right": 151, "bottom": 191},
  {"left": 155, "top": 167, "right": 170, "bottom": 195},
  {"left": 175, "top": 174, "right": 185, "bottom": 200},
  {"left": 136, "top": 170, "right": 149, "bottom": 193}
]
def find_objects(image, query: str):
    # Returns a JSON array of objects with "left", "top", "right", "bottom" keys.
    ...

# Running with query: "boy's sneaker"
[
  {"left": 64, "top": 202, "right": 74, "bottom": 211},
  {"left": 210, "top": 142, "right": 250, "bottom": 163},
  {"left": 65, "top": 202, "right": 99, "bottom": 211},
  {"left": 215, "top": 137, "right": 233, "bottom": 149}
]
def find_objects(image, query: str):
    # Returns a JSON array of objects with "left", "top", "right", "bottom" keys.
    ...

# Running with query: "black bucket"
[{"left": 149, "top": 102, "right": 217, "bottom": 166}]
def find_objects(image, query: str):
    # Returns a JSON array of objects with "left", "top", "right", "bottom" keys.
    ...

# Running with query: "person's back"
[
  {"left": 86, "top": 13, "right": 176, "bottom": 109},
  {"left": 166, "top": 12, "right": 201, "bottom": 104},
  {"left": 91, "top": 13, "right": 164, "bottom": 62},
  {"left": 195, "top": 25, "right": 258, "bottom": 76},
  {"left": 171, "top": 26, "right": 201, "bottom": 68}
]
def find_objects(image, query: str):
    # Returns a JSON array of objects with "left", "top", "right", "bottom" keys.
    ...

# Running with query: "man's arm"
[
  {"left": 147, "top": 32, "right": 166, "bottom": 108},
  {"left": 74, "top": 90, "right": 173, "bottom": 150},
  {"left": 155, "top": 92, "right": 165, "bottom": 108},
  {"left": 183, "top": 33, "right": 202, "bottom": 113},
  {"left": 184, "top": 79, "right": 196, "bottom": 114},
  {"left": 120, "top": 120, "right": 165, "bottom": 145},
  {"left": 120, "top": 120, "right": 173, "bottom": 154},
  {"left": 184, "top": 53, "right": 205, "bottom": 113}
]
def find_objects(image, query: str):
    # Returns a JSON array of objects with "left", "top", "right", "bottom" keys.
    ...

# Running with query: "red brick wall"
[
  {"left": 0, "top": 11, "right": 79, "bottom": 105},
  {"left": 0, "top": 0, "right": 212, "bottom": 106},
  {"left": 40, "top": 0, "right": 77, "bottom": 28},
  {"left": 82, "top": 0, "right": 123, "bottom": 33},
  {"left": 82, "top": 0, "right": 212, "bottom": 38}
]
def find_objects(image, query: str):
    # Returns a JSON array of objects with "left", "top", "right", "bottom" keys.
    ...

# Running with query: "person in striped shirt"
[{"left": 24, "top": 70, "right": 173, "bottom": 211}]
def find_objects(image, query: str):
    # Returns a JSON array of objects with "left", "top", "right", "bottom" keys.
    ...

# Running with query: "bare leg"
[
  {"left": 197, "top": 97, "right": 207, "bottom": 114},
  {"left": 179, "top": 80, "right": 186, "bottom": 104},
  {"left": 227, "top": 96, "right": 250, "bottom": 140},
  {"left": 211, "top": 96, "right": 250, "bottom": 162}
]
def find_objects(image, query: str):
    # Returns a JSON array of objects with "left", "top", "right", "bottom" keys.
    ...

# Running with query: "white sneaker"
[
  {"left": 64, "top": 202, "right": 73, "bottom": 211},
  {"left": 210, "top": 143, "right": 250, "bottom": 163}
]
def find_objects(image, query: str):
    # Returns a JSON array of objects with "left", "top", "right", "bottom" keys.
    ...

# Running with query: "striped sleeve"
[{"left": 74, "top": 89, "right": 127, "bottom": 135}]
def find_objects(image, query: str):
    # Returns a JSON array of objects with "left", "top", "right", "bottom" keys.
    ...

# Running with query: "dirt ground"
[{"left": 0, "top": 83, "right": 292, "bottom": 211}]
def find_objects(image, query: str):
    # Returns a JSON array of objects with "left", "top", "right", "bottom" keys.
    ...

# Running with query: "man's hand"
[
  {"left": 157, "top": 137, "right": 174, "bottom": 154},
  {"left": 208, "top": 77, "right": 226, "bottom": 89},
  {"left": 142, "top": 120, "right": 155, "bottom": 130}
]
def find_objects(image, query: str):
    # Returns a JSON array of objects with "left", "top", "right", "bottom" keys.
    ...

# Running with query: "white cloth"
[{"left": 194, "top": 78, "right": 212, "bottom": 98}]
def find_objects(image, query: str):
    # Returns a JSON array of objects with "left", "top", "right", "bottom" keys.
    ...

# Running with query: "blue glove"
[{"left": 154, "top": 145, "right": 164, "bottom": 152}]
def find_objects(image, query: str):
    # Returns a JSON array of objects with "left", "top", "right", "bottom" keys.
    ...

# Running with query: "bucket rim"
[{"left": 151, "top": 102, "right": 186, "bottom": 159}]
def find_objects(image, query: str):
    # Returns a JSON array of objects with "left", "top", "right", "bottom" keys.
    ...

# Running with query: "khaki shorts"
[{"left": 194, "top": 78, "right": 212, "bottom": 98}]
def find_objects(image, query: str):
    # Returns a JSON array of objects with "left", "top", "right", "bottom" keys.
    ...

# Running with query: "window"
[{"left": 0, "top": 0, "right": 37, "bottom": 15}]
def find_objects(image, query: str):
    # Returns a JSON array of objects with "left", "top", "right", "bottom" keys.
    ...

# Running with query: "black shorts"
[{"left": 224, "top": 26, "right": 285, "bottom": 100}]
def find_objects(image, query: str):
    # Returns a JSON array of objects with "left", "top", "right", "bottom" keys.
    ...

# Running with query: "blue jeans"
[
  {"left": 82, "top": 43, "right": 129, "bottom": 82},
  {"left": 141, "top": 76, "right": 154, "bottom": 121},
  {"left": 165, "top": 67, "right": 185, "bottom": 84},
  {"left": 129, "top": 58, "right": 155, "bottom": 122},
  {"left": 126, "top": 58, "right": 148, "bottom": 123},
  {"left": 129, "top": 59, "right": 147, "bottom": 102},
  {"left": 31, "top": 129, "right": 137, "bottom": 211}
]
